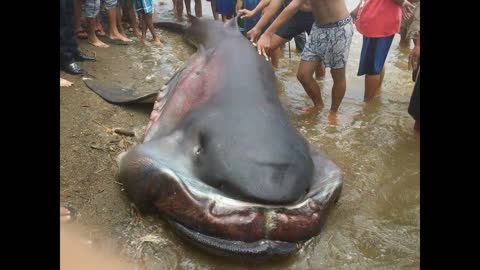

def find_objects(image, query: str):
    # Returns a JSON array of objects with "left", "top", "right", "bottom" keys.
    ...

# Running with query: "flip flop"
[
  {"left": 95, "top": 29, "right": 107, "bottom": 37},
  {"left": 76, "top": 30, "right": 88, "bottom": 40}
]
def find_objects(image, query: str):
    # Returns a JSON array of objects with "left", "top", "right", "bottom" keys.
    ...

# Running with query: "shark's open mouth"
[{"left": 118, "top": 149, "right": 343, "bottom": 256}]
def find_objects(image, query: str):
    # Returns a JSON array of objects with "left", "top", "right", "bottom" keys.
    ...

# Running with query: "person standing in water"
[
  {"left": 350, "top": 0, "right": 415, "bottom": 102},
  {"left": 256, "top": 0, "right": 354, "bottom": 118}
]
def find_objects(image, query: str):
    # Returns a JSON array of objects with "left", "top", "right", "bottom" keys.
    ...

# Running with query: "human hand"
[
  {"left": 238, "top": 9, "right": 254, "bottom": 19},
  {"left": 402, "top": 0, "right": 415, "bottom": 20},
  {"left": 350, "top": 8, "right": 358, "bottom": 23},
  {"left": 236, "top": 0, "right": 243, "bottom": 14},
  {"left": 408, "top": 45, "right": 420, "bottom": 70},
  {"left": 256, "top": 32, "right": 272, "bottom": 60},
  {"left": 247, "top": 27, "right": 261, "bottom": 43}
]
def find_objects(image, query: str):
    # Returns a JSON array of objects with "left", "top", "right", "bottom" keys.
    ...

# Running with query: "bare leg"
[
  {"left": 94, "top": 17, "right": 106, "bottom": 36},
  {"left": 74, "top": 0, "right": 84, "bottom": 33},
  {"left": 185, "top": 0, "right": 192, "bottom": 15},
  {"left": 329, "top": 67, "right": 347, "bottom": 113},
  {"left": 175, "top": 0, "right": 184, "bottom": 22},
  {"left": 364, "top": 67, "right": 385, "bottom": 102},
  {"left": 194, "top": 0, "right": 202, "bottom": 17},
  {"left": 106, "top": 6, "right": 132, "bottom": 42},
  {"left": 315, "top": 64, "right": 326, "bottom": 80},
  {"left": 379, "top": 67, "right": 385, "bottom": 87},
  {"left": 116, "top": 5, "right": 127, "bottom": 38},
  {"left": 140, "top": 14, "right": 148, "bottom": 45},
  {"left": 87, "top": 18, "right": 110, "bottom": 47},
  {"left": 269, "top": 34, "right": 288, "bottom": 68},
  {"left": 211, "top": 1, "right": 219, "bottom": 20},
  {"left": 271, "top": 48, "right": 282, "bottom": 68},
  {"left": 125, "top": 0, "right": 141, "bottom": 38},
  {"left": 145, "top": 13, "right": 162, "bottom": 46},
  {"left": 414, "top": 121, "right": 420, "bottom": 133},
  {"left": 297, "top": 60, "right": 324, "bottom": 113}
]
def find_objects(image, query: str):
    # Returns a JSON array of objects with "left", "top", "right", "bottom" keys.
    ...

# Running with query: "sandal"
[
  {"left": 95, "top": 29, "right": 106, "bottom": 37},
  {"left": 76, "top": 30, "right": 88, "bottom": 40}
]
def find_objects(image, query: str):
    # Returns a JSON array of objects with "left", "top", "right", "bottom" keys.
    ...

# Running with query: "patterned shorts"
[
  {"left": 301, "top": 16, "right": 354, "bottom": 69},
  {"left": 84, "top": 0, "right": 117, "bottom": 18},
  {"left": 135, "top": 0, "right": 154, "bottom": 14}
]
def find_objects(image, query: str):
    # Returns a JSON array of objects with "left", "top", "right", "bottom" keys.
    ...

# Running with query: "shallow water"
[{"left": 62, "top": 0, "right": 419, "bottom": 269}]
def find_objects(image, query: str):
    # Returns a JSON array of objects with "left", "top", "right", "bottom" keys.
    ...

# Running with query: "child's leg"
[
  {"left": 194, "top": 0, "right": 202, "bottom": 17},
  {"left": 85, "top": 0, "right": 109, "bottom": 47},
  {"left": 141, "top": 13, "right": 147, "bottom": 44},
  {"left": 145, "top": 13, "right": 162, "bottom": 45},
  {"left": 297, "top": 60, "right": 324, "bottom": 113},
  {"left": 125, "top": 0, "right": 140, "bottom": 37},
  {"left": 74, "top": 0, "right": 84, "bottom": 34},
  {"left": 210, "top": 0, "right": 218, "bottom": 20},
  {"left": 105, "top": 0, "right": 131, "bottom": 42},
  {"left": 330, "top": 67, "right": 347, "bottom": 113},
  {"left": 116, "top": 3, "right": 127, "bottom": 38},
  {"left": 184, "top": 0, "right": 192, "bottom": 15},
  {"left": 175, "top": 0, "right": 184, "bottom": 21}
]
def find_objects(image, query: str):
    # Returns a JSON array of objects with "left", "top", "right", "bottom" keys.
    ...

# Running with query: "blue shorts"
[
  {"left": 243, "top": 0, "right": 261, "bottom": 32},
  {"left": 135, "top": 0, "right": 153, "bottom": 14},
  {"left": 215, "top": 0, "right": 235, "bottom": 17},
  {"left": 357, "top": 35, "right": 394, "bottom": 76}
]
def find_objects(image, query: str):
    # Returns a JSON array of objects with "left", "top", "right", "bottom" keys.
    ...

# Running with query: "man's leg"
[
  {"left": 297, "top": 60, "right": 324, "bottom": 113},
  {"left": 330, "top": 67, "right": 347, "bottom": 113},
  {"left": 194, "top": 0, "right": 202, "bottom": 17},
  {"left": 210, "top": 0, "right": 219, "bottom": 20},
  {"left": 60, "top": 0, "right": 87, "bottom": 74},
  {"left": 269, "top": 34, "right": 288, "bottom": 68},
  {"left": 362, "top": 35, "right": 394, "bottom": 102},
  {"left": 126, "top": 0, "right": 141, "bottom": 37},
  {"left": 85, "top": 0, "right": 110, "bottom": 47},
  {"left": 184, "top": 0, "right": 192, "bottom": 15},
  {"left": 105, "top": 0, "right": 132, "bottom": 42},
  {"left": 145, "top": 13, "right": 162, "bottom": 45},
  {"left": 116, "top": 3, "right": 127, "bottom": 38},
  {"left": 175, "top": 0, "right": 184, "bottom": 22}
]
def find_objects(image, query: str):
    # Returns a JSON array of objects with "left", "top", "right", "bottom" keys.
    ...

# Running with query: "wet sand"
[{"left": 60, "top": 1, "right": 419, "bottom": 269}]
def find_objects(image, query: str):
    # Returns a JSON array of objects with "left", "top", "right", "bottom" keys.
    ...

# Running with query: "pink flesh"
[{"left": 144, "top": 49, "right": 222, "bottom": 142}]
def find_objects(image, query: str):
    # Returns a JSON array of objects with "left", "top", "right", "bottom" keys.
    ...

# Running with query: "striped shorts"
[
  {"left": 135, "top": 0, "right": 154, "bottom": 14},
  {"left": 84, "top": 0, "right": 118, "bottom": 18}
]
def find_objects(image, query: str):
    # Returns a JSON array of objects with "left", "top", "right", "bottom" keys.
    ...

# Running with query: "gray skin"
[
  {"left": 127, "top": 16, "right": 314, "bottom": 205},
  {"left": 88, "top": 16, "right": 344, "bottom": 258}
]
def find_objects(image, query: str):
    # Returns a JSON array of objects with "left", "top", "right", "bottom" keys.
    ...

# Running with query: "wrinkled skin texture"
[{"left": 116, "top": 16, "right": 343, "bottom": 258}]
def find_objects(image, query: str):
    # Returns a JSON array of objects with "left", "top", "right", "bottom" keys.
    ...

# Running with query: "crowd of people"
[
  {"left": 60, "top": 0, "right": 420, "bottom": 130},
  {"left": 61, "top": 0, "right": 420, "bottom": 262}
]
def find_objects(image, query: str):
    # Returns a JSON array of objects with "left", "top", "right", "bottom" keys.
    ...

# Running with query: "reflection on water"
[{"left": 78, "top": 0, "right": 419, "bottom": 268}]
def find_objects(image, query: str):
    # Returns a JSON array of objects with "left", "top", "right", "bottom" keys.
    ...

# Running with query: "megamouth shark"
[{"left": 82, "top": 15, "right": 343, "bottom": 259}]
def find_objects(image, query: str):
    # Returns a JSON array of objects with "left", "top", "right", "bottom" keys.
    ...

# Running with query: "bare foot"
[
  {"left": 141, "top": 38, "right": 149, "bottom": 46},
  {"left": 328, "top": 111, "right": 338, "bottom": 125},
  {"left": 109, "top": 33, "right": 132, "bottom": 42},
  {"left": 414, "top": 121, "right": 420, "bottom": 133},
  {"left": 60, "top": 207, "right": 72, "bottom": 223},
  {"left": 60, "top": 78, "right": 73, "bottom": 87},
  {"left": 88, "top": 37, "right": 110, "bottom": 48},
  {"left": 133, "top": 29, "right": 141, "bottom": 38},
  {"left": 119, "top": 32, "right": 131, "bottom": 41},
  {"left": 176, "top": 15, "right": 184, "bottom": 22},
  {"left": 303, "top": 104, "right": 324, "bottom": 114},
  {"left": 151, "top": 37, "right": 163, "bottom": 46}
]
